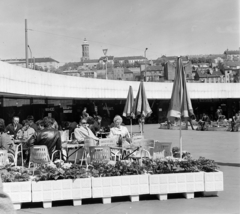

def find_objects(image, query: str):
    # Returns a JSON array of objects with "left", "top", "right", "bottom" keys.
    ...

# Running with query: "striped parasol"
[
  {"left": 167, "top": 57, "right": 194, "bottom": 157},
  {"left": 132, "top": 81, "right": 152, "bottom": 134},
  {"left": 123, "top": 86, "right": 134, "bottom": 135}
]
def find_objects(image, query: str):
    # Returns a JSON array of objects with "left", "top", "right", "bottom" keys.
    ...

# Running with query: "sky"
[{"left": 0, "top": 0, "right": 239, "bottom": 64}]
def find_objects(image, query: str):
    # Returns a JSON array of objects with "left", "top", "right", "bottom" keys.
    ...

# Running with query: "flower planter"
[
  {"left": 32, "top": 178, "right": 91, "bottom": 208},
  {"left": 149, "top": 172, "right": 204, "bottom": 200},
  {"left": 203, "top": 171, "right": 224, "bottom": 196},
  {"left": 3, "top": 181, "right": 32, "bottom": 210},
  {"left": 91, "top": 174, "right": 149, "bottom": 204}
]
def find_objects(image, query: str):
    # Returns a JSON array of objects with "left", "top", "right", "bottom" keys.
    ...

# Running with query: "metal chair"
[
  {"left": 0, "top": 150, "right": 8, "bottom": 167},
  {"left": 14, "top": 143, "right": 23, "bottom": 166},
  {"left": 152, "top": 141, "right": 172, "bottom": 159},
  {"left": 99, "top": 136, "right": 121, "bottom": 161},
  {"left": 89, "top": 146, "right": 111, "bottom": 162},
  {"left": 28, "top": 145, "right": 61, "bottom": 168},
  {"left": 60, "top": 130, "right": 69, "bottom": 142},
  {"left": 80, "top": 138, "right": 96, "bottom": 166}
]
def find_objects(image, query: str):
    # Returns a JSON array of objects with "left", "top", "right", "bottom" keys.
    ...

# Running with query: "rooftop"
[
  {"left": 224, "top": 49, "right": 240, "bottom": 55},
  {"left": 143, "top": 65, "right": 164, "bottom": 72},
  {"left": 115, "top": 56, "right": 146, "bottom": 61},
  {"left": 1, "top": 57, "right": 59, "bottom": 63},
  {"left": 224, "top": 60, "right": 240, "bottom": 67},
  {"left": 196, "top": 69, "right": 223, "bottom": 78},
  {"left": 83, "top": 59, "right": 99, "bottom": 63}
]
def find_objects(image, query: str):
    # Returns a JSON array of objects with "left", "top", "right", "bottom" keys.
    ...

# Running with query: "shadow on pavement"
[{"left": 216, "top": 162, "right": 240, "bottom": 167}]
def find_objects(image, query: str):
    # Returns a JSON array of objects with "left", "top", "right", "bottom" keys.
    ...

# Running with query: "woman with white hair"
[{"left": 108, "top": 115, "right": 131, "bottom": 144}]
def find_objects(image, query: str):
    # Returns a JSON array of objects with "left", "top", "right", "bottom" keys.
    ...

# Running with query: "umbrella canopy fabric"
[
  {"left": 167, "top": 57, "right": 194, "bottom": 119},
  {"left": 132, "top": 81, "right": 152, "bottom": 119},
  {"left": 123, "top": 86, "right": 134, "bottom": 118}
]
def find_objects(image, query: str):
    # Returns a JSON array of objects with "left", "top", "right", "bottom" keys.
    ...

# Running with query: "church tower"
[{"left": 81, "top": 38, "right": 89, "bottom": 62}]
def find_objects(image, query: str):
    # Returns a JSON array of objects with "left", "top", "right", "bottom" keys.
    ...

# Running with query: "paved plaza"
[{"left": 17, "top": 124, "right": 240, "bottom": 214}]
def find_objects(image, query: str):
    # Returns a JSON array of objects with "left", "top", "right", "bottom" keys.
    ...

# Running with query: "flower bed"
[
  {"left": 32, "top": 178, "right": 91, "bottom": 208},
  {"left": 0, "top": 155, "right": 223, "bottom": 209},
  {"left": 90, "top": 160, "right": 149, "bottom": 203},
  {"left": 31, "top": 160, "right": 92, "bottom": 208}
]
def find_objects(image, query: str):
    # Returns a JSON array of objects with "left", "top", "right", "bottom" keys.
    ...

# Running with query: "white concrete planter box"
[
  {"left": 91, "top": 174, "right": 149, "bottom": 203},
  {"left": 32, "top": 178, "right": 91, "bottom": 208},
  {"left": 3, "top": 181, "right": 32, "bottom": 210},
  {"left": 149, "top": 172, "right": 204, "bottom": 200},
  {"left": 203, "top": 171, "right": 224, "bottom": 196}
]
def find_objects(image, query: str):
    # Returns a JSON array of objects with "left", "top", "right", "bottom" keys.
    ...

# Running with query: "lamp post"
[
  {"left": 103, "top": 49, "right": 108, "bottom": 79},
  {"left": 144, "top": 48, "right": 148, "bottom": 81},
  {"left": 28, "top": 45, "right": 33, "bottom": 69}
]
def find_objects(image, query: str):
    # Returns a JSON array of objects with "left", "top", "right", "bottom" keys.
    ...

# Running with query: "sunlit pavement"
[{"left": 17, "top": 124, "right": 240, "bottom": 214}]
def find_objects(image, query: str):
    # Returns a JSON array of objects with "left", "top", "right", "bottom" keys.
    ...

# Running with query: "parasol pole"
[
  {"left": 179, "top": 119, "right": 182, "bottom": 158},
  {"left": 130, "top": 118, "right": 132, "bottom": 137}
]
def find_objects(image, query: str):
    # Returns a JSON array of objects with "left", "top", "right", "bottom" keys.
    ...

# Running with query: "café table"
[
  {"left": 109, "top": 144, "right": 141, "bottom": 160},
  {"left": 62, "top": 140, "right": 84, "bottom": 162}
]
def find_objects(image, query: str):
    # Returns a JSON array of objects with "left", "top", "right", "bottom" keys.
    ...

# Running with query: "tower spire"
[{"left": 81, "top": 38, "right": 89, "bottom": 62}]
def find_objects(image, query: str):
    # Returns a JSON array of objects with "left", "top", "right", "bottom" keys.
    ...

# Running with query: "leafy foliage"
[
  {"left": 0, "top": 165, "right": 31, "bottom": 182},
  {"left": 0, "top": 156, "right": 219, "bottom": 182},
  {"left": 91, "top": 160, "right": 146, "bottom": 177},
  {"left": 195, "top": 157, "right": 219, "bottom": 172}
]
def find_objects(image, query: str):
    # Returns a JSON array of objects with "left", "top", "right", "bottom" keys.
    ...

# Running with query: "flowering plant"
[
  {"left": 32, "top": 160, "right": 91, "bottom": 181},
  {"left": 0, "top": 165, "right": 31, "bottom": 182},
  {"left": 0, "top": 156, "right": 219, "bottom": 182},
  {"left": 91, "top": 160, "right": 147, "bottom": 177}
]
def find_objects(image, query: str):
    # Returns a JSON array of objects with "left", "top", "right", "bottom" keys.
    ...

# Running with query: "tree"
[
  {"left": 206, "top": 58, "right": 213, "bottom": 63},
  {"left": 123, "top": 59, "right": 130, "bottom": 68},
  {"left": 133, "top": 61, "right": 140, "bottom": 68},
  {"left": 114, "top": 60, "right": 121, "bottom": 68},
  {"left": 217, "top": 61, "right": 225, "bottom": 74},
  {"left": 190, "top": 58, "right": 198, "bottom": 64}
]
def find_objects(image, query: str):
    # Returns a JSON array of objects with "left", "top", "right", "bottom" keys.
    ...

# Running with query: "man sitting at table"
[
  {"left": 74, "top": 118, "right": 99, "bottom": 144},
  {"left": 34, "top": 117, "right": 62, "bottom": 158},
  {"left": 5, "top": 116, "right": 22, "bottom": 139}
]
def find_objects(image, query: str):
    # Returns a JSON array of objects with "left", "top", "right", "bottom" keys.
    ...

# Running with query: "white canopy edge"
[{"left": 0, "top": 61, "right": 239, "bottom": 99}]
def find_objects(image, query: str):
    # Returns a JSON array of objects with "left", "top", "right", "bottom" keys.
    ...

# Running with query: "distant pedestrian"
[{"left": 138, "top": 115, "right": 145, "bottom": 134}]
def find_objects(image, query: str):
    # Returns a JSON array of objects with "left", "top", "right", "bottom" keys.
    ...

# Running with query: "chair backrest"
[
  {"left": 29, "top": 145, "right": 51, "bottom": 165},
  {"left": 152, "top": 141, "right": 172, "bottom": 159},
  {"left": 132, "top": 138, "right": 154, "bottom": 149},
  {"left": 60, "top": 130, "right": 69, "bottom": 142},
  {"left": 0, "top": 150, "right": 8, "bottom": 167},
  {"left": 99, "top": 136, "right": 119, "bottom": 147},
  {"left": 89, "top": 146, "right": 111, "bottom": 162},
  {"left": 132, "top": 135, "right": 144, "bottom": 144},
  {"left": 131, "top": 139, "right": 155, "bottom": 158},
  {"left": 70, "top": 132, "right": 75, "bottom": 141}
]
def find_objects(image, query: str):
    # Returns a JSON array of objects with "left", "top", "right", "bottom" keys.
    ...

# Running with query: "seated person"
[
  {"left": 5, "top": 116, "right": 22, "bottom": 139},
  {"left": 35, "top": 120, "right": 44, "bottom": 131},
  {"left": 26, "top": 115, "right": 38, "bottom": 132},
  {"left": 108, "top": 115, "right": 131, "bottom": 145},
  {"left": 198, "top": 113, "right": 211, "bottom": 131},
  {"left": 0, "top": 118, "right": 15, "bottom": 158},
  {"left": 16, "top": 120, "right": 35, "bottom": 144},
  {"left": 88, "top": 116, "right": 102, "bottom": 136},
  {"left": 34, "top": 117, "right": 62, "bottom": 158},
  {"left": 74, "top": 118, "right": 99, "bottom": 144}
]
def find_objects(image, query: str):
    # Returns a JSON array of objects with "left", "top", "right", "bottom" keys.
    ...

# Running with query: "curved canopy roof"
[{"left": 0, "top": 61, "right": 239, "bottom": 100}]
